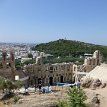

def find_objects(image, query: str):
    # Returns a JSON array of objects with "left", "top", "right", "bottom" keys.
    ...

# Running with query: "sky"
[{"left": 0, "top": 0, "right": 107, "bottom": 45}]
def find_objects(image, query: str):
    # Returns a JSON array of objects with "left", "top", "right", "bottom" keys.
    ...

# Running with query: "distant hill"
[{"left": 32, "top": 39, "right": 107, "bottom": 62}]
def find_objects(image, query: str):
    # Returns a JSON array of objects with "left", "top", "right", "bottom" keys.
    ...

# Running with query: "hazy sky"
[{"left": 0, "top": 0, "right": 107, "bottom": 45}]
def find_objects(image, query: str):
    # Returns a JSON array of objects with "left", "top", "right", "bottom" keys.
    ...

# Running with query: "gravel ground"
[
  {"left": 84, "top": 87, "right": 107, "bottom": 107},
  {"left": 1, "top": 86, "right": 107, "bottom": 107},
  {"left": 0, "top": 86, "right": 67, "bottom": 107}
]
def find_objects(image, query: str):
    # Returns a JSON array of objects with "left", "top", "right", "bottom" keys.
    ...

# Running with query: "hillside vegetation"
[{"left": 32, "top": 39, "right": 107, "bottom": 63}]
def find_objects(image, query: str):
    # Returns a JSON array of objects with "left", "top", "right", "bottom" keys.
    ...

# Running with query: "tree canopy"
[
  {"left": 33, "top": 39, "right": 107, "bottom": 57},
  {"left": 32, "top": 39, "right": 107, "bottom": 63}
]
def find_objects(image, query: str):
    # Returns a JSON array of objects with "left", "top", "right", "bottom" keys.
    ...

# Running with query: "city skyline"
[{"left": 0, "top": 0, "right": 107, "bottom": 45}]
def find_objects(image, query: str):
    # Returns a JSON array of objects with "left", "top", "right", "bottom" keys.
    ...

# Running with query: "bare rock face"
[
  {"left": 93, "top": 79, "right": 102, "bottom": 87},
  {"left": 81, "top": 77, "right": 94, "bottom": 88},
  {"left": 100, "top": 83, "right": 106, "bottom": 88},
  {"left": 91, "top": 83, "right": 97, "bottom": 90},
  {"left": 81, "top": 77, "right": 103, "bottom": 89},
  {"left": 91, "top": 79, "right": 102, "bottom": 89},
  {"left": 90, "top": 94, "right": 100, "bottom": 107}
]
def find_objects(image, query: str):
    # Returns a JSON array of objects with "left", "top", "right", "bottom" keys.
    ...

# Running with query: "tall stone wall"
[
  {"left": 24, "top": 50, "right": 102, "bottom": 86},
  {"left": 83, "top": 50, "right": 102, "bottom": 72},
  {"left": 24, "top": 62, "right": 73, "bottom": 86}
]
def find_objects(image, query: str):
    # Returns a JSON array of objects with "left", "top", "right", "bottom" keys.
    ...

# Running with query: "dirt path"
[
  {"left": 1, "top": 87, "right": 107, "bottom": 107},
  {"left": 84, "top": 87, "right": 107, "bottom": 107},
  {"left": 13, "top": 87, "right": 67, "bottom": 107},
  {"left": 0, "top": 102, "right": 11, "bottom": 107}
]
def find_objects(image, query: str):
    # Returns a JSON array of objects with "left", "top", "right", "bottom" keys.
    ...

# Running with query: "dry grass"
[
  {"left": 12, "top": 86, "right": 68, "bottom": 107},
  {"left": 0, "top": 102, "right": 9, "bottom": 107}
]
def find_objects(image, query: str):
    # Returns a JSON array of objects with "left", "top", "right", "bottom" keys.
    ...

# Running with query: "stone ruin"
[{"left": 81, "top": 77, "right": 106, "bottom": 89}]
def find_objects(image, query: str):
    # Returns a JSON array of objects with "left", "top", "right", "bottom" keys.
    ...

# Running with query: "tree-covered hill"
[{"left": 32, "top": 39, "right": 107, "bottom": 62}]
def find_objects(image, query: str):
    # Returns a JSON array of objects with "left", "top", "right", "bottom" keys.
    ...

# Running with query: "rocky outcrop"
[
  {"left": 90, "top": 94, "right": 100, "bottom": 107},
  {"left": 100, "top": 83, "right": 106, "bottom": 88},
  {"left": 81, "top": 77, "right": 106, "bottom": 89},
  {"left": 91, "top": 79, "right": 102, "bottom": 89},
  {"left": 81, "top": 77, "right": 94, "bottom": 88}
]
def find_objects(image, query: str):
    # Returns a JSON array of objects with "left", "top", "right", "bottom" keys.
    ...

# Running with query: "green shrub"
[
  {"left": 13, "top": 95, "right": 21, "bottom": 103},
  {"left": 57, "top": 100, "right": 69, "bottom": 107},
  {"left": 67, "top": 87, "right": 87, "bottom": 107}
]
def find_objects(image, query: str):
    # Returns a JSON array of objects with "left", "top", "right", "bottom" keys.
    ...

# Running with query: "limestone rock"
[
  {"left": 100, "top": 83, "right": 106, "bottom": 88},
  {"left": 81, "top": 77, "right": 93, "bottom": 88},
  {"left": 90, "top": 94, "right": 100, "bottom": 107},
  {"left": 91, "top": 79, "right": 101, "bottom": 89}
]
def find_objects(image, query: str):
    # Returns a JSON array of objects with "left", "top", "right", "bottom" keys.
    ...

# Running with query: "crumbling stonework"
[
  {"left": 83, "top": 50, "right": 102, "bottom": 72},
  {"left": 81, "top": 77, "right": 94, "bottom": 88},
  {"left": 90, "top": 94, "right": 100, "bottom": 107},
  {"left": 25, "top": 50, "right": 102, "bottom": 86},
  {"left": 81, "top": 77, "right": 106, "bottom": 89},
  {"left": 24, "top": 60, "right": 73, "bottom": 86}
]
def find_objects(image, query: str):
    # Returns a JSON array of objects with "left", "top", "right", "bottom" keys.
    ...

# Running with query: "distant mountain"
[{"left": 33, "top": 39, "right": 107, "bottom": 61}]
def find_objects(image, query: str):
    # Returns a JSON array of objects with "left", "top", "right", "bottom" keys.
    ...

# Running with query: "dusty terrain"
[
  {"left": 0, "top": 86, "right": 67, "bottom": 107},
  {"left": 84, "top": 87, "right": 107, "bottom": 107},
  {"left": 0, "top": 87, "right": 107, "bottom": 107}
]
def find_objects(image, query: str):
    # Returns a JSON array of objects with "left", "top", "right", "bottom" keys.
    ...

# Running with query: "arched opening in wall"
[
  {"left": 89, "top": 59, "right": 91, "bottom": 65},
  {"left": 60, "top": 76, "right": 63, "bottom": 83},
  {"left": 97, "top": 59, "right": 99, "bottom": 65},
  {"left": 84, "top": 68, "right": 86, "bottom": 72},
  {"left": 49, "top": 77, "right": 53, "bottom": 85},
  {"left": 74, "top": 67, "right": 76, "bottom": 71},
  {"left": 93, "top": 59, "right": 95, "bottom": 65},
  {"left": 38, "top": 78, "right": 42, "bottom": 84},
  {"left": 54, "top": 77, "right": 56, "bottom": 83},
  {"left": 27, "top": 77, "right": 30, "bottom": 87}
]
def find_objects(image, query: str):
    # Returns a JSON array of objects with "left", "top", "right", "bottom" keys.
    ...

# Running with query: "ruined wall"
[
  {"left": 24, "top": 61, "right": 73, "bottom": 86},
  {"left": 24, "top": 50, "right": 102, "bottom": 86},
  {"left": 82, "top": 50, "right": 102, "bottom": 72}
]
